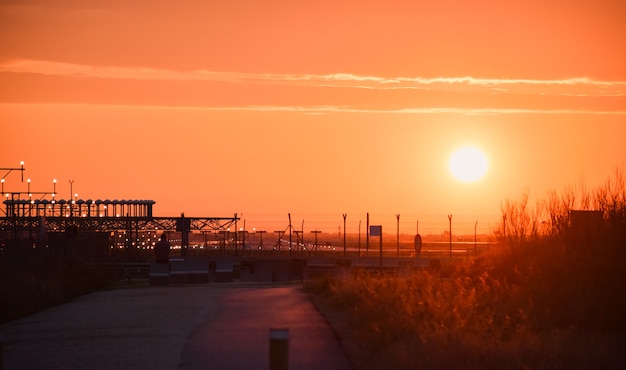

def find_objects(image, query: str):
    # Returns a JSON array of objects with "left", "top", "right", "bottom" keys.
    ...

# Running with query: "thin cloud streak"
[
  {"left": 2, "top": 59, "right": 625, "bottom": 97},
  {"left": 5, "top": 103, "right": 624, "bottom": 116}
]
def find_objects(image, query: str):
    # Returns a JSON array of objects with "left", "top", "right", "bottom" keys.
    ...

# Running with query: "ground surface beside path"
[{"left": 0, "top": 285, "right": 352, "bottom": 370}]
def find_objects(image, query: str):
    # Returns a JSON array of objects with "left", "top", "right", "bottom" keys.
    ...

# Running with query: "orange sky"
[{"left": 1, "top": 0, "right": 625, "bottom": 234}]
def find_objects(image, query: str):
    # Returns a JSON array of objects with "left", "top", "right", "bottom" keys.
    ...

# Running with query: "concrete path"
[{"left": 0, "top": 285, "right": 352, "bottom": 370}]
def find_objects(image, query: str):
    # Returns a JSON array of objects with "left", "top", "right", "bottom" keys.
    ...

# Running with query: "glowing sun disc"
[{"left": 449, "top": 147, "right": 488, "bottom": 182}]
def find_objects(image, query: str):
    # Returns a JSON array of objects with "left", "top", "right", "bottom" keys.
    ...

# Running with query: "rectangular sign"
[{"left": 370, "top": 225, "right": 382, "bottom": 237}]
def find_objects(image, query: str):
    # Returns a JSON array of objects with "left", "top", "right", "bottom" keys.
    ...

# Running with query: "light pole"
[
  {"left": 474, "top": 220, "right": 478, "bottom": 255},
  {"left": 448, "top": 214, "right": 452, "bottom": 258},
  {"left": 311, "top": 229, "right": 321, "bottom": 252},
  {"left": 396, "top": 214, "right": 400, "bottom": 258},
  {"left": 342, "top": 213, "right": 347, "bottom": 257},
  {"left": 0, "top": 161, "right": 25, "bottom": 182},
  {"left": 358, "top": 219, "right": 361, "bottom": 257},
  {"left": 256, "top": 229, "right": 266, "bottom": 250},
  {"left": 288, "top": 213, "right": 292, "bottom": 256},
  {"left": 366, "top": 212, "right": 369, "bottom": 254},
  {"left": 274, "top": 230, "right": 283, "bottom": 251}
]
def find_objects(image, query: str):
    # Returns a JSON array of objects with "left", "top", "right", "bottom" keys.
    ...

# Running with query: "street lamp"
[
  {"left": 256, "top": 230, "right": 266, "bottom": 249},
  {"left": 311, "top": 229, "right": 321, "bottom": 251},
  {"left": 342, "top": 213, "right": 347, "bottom": 257},
  {"left": 474, "top": 220, "right": 478, "bottom": 255},
  {"left": 294, "top": 230, "right": 302, "bottom": 253},
  {"left": 396, "top": 214, "right": 400, "bottom": 258},
  {"left": 274, "top": 230, "right": 283, "bottom": 250},
  {"left": 448, "top": 214, "right": 452, "bottom": 258}
]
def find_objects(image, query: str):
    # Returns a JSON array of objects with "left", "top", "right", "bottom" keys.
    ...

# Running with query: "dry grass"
[{"left": 305, "top": 241, "right": 626, "bottom": 370}]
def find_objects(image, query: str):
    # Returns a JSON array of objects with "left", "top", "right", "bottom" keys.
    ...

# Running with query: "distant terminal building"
[
  {"left": 1, "top": 199, "right": 156, "bottom": 242},
  {"left": 2, "top": 198, "right": 155, "bottom": 219}
]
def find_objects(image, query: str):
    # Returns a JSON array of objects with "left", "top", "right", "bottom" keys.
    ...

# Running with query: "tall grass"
[{"left": 306, "top": 170, "right": 626, "bottom": 369}]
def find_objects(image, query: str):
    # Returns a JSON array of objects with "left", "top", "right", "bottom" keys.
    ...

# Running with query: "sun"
[{"left": 448, "top": 146, "right": 489, "bottom": 182}]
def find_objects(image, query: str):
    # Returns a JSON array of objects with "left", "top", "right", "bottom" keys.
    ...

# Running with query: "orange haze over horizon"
[{"left": 1, "top": 0, "right": 625, "bottom": 234}]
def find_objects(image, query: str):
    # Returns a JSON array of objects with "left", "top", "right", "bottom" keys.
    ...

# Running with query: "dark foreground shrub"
[{"left": 306, "top": 242, "right": 626, "bottom": 370}]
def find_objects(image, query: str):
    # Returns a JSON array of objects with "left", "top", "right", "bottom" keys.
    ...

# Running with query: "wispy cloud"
[
  {"left": 2, "top": 59, "right": 625, "bottom": 97},
  {"left": 9, "top": 103, "right": 624, "bottom": 116}
]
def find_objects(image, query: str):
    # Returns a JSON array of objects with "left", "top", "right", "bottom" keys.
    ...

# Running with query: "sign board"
[
  {"left": 414, "top": 234, "right": 422, "bottom": 255},
  {"left": 370, "top": 225, "right": 382, "bottom": 237}
]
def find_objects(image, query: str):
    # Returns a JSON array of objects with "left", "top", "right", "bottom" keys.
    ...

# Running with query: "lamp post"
[
  {"left": 256, "top": 229, "right": 266, "bottom": 250},
  {"left": 311, "top": 229, "right": 321, "bottom": 252},
  {"left": 366, "top": 212, "right": 369, "bottom": 254},
  {"left": 0, "top": 161, "right": 26, "bottom": 183},
  {"left": 448, "top": 214, "right": 452, "bottom": 258},
  {"left": 274, "top": 230, "right": 283, "bottom": 251},
  {"left": 396, "top": 214, "right": 400, "bottom": 258},
  {"left": 288, "top": 213, "right": 292, "bottom": 256},
  {"left": 294, "top": 230, "right": 302, "bottom": 254},
  {"left": 358, "top": 219, "right": 361, "bottom": 257},
  {"left": 474, "top": 220, "right": 478, "bottom": 255},
  {"left": 342, "top": 213, "right": 347, "bottom": 257}
]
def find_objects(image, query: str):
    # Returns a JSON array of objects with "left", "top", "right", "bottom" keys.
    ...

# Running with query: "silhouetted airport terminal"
[
  {"left": 0, "top": 163, "right": 474, "bottom": 285},
  {"left": 1, "top": 194, "right": 438, "bottom": 284}
]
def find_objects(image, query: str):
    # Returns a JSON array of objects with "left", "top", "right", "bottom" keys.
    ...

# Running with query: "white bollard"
[{"left": 269, "top": 328, "right": 288, "bottom": 370}]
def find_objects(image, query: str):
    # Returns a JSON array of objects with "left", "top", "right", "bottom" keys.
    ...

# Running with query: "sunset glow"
[
  {"left": 1, "top": 0, "right": 625, "bottom": 234},
  {"left": 449, "top": 147, "right": 489, "bottom": 183}
]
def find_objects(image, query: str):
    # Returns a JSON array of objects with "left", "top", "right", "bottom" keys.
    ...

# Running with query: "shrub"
[{"left": 306, "top": 169, "right": 626, "bottom": 369}]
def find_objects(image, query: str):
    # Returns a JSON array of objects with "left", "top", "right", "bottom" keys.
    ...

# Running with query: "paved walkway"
[{"left": 0, "top": 285, "right": 352, "bottom": 370}]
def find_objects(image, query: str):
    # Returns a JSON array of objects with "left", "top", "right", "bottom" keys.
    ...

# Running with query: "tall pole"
[
  {"left": 358, "top": 219, "right": 361, "bottom": 257},
  {"left": 366, "top": 212, "right": 369, "bottom": 254},
  {"left": 448, "top": 214, "right": 452, "bottom": 258},
  {"left": 474, "top": 220, "right": 478, "bottom": 255},
  {"left": 311, "top": 229, "right": 321, "bottom": 251},
  {"left": 234, "top": 213, "right": 238, "bottom": 256},
  {"left": 257, "top": 230, "right": 266, "bottom": 249},
  {"left": 396, "top": 214, "right": 400, "bottom": 258},
  {"left": 288, "top": 213, "right": 292, "bottom": 257},
  {"left": 342, "top": 213, "right": 347, "bottom": 257},
  {"left": 379, "top": 226, "right": 383, "bottom": 272}
]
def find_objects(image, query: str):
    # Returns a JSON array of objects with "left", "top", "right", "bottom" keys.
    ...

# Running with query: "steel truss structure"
[
  {"left": 1, "top": 198, "right": 239, "bottom": 239},
  {"left": 0, "top": 215, "right": 239, "bottom": 236}
]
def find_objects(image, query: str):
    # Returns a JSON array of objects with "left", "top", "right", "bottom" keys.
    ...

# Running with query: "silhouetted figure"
[{"left": 155, "top": 233, "right": 171, "bottom": 263}]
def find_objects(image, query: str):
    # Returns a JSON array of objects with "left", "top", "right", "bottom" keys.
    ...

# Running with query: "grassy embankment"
[{"left": 305, "top": 172, "right": 626, "bottom": 369}]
